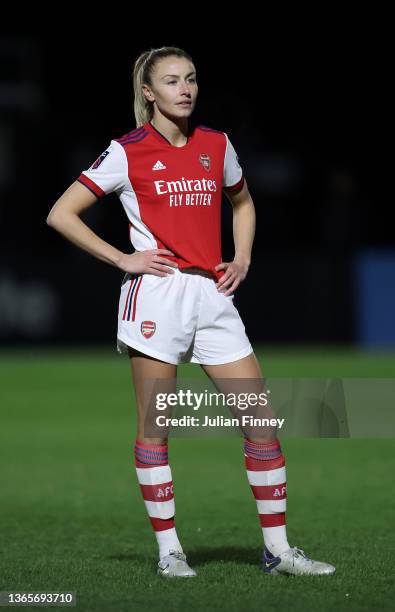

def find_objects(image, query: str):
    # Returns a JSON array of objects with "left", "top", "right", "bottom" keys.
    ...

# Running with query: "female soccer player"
[{"left": 46, "top": 46, "right": 335, "bottom": 578}]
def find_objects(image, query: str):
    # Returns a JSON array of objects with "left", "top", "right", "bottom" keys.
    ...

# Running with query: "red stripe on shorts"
[
  {"left": 122, "top": 278, "right": 136, "bottom": 320},
  {"left": 132, "top": 275, "right": 143, "bottom": 321}
]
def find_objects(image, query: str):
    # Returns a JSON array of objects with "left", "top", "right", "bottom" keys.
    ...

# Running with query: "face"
[{"left": 143, "top": 56, "right": 198, "bottom": 119}]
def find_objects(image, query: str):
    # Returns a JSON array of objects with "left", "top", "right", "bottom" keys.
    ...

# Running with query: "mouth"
[{"left": 177, "top": 102, "right": 192, "bottom": 107}]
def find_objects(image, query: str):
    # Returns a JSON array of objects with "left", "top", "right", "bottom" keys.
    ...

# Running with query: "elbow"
[
  {"left": 46, "top": 212, "right": 64, "bottom": 230},
  {"left": 46, "top": 209, "right": 69, "bottom": 228},
  {"left": 46, "top": 213, "right": 58, "bottom": 227}
]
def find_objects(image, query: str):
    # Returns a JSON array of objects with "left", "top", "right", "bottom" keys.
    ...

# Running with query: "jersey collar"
[{"left": 144, "top": 120, "right": 195, "bottom": 149}]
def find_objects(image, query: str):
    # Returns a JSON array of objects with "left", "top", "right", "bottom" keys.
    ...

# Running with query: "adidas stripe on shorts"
[{"left": 116, "top": 267, "right": 253, "bottom": 365}]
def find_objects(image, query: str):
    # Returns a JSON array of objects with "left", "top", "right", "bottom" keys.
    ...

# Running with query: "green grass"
[{"left": 1, "top": 346, "right": 394, "bottom": 611}]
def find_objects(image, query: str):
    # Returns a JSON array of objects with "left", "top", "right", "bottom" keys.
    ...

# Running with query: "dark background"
[{"left": 0, "top": 32, "right": 392, "bottom": 349}]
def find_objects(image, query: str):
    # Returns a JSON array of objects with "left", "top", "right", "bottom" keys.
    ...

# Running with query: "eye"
[{"left": 166, "top": 78, "right": 197, "bottom": 85}]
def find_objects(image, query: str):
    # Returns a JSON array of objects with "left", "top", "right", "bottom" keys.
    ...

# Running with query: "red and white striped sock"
[
  {"left": 244, "top": 437, "right": 290, "bottom": 556},
  {"left": 134, "top": 439, "right": 183, "bottom": 561}
]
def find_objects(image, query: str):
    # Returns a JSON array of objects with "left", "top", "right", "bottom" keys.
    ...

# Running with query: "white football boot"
[
  {"left": 263, "top": 545, "right": 336, "bottom": 576},
  {"left": 157, "top": 550, "right": 197, "bottom": 578}
]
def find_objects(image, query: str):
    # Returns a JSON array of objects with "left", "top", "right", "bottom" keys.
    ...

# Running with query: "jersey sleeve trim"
[
  {"left": 223, "top": 132, "right": 244, "bottom": 191},
  {"left": 223, "top": 175, "right": 245, "bottom": 193},
  {"left": 77, "top": 174, "right": 106, "bottom": 198}
]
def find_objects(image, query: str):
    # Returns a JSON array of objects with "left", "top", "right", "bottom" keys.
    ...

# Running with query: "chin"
[{"left": 166, "top": 108, "right": 193, "bottom": 122}]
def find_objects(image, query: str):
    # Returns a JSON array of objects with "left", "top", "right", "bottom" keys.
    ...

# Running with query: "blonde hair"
[{"left": 132, "top": 46, "right": 194, "bottom": 127}]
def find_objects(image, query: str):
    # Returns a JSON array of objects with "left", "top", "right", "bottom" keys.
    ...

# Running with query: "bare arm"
[
  {"left": 224, "top": 179, "right": 256, "bottom": 272},
  {"left": 46, "top": 181, "right": 178, "bottom": 276},
  {"left": 46, "top": 181, "right": 125, "bottom": 267},
  {"left": 215, "top": 180, "right": 256, "bottom": 295}
]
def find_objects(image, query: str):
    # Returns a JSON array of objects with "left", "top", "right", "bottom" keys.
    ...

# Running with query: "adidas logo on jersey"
[{"left": 152, "top": 160, "right": 167, "bottom": 171}]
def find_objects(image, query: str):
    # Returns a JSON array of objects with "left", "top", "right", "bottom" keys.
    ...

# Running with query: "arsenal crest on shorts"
[
  {"left": 141, "top": 320, "right": 156, "bottom": 339},
  {"left": 199, "top": 153, "right": 211, "bottom": 172}
]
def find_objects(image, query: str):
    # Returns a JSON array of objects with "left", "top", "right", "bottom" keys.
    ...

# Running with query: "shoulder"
[
  {"left": 196, "top": 124, "right": 226, "bottom": 139},
  {"left": 196, "top": 124, "right": 225, "bottom": 136},
  {"left": 113, "top": 125, "right": 150, "bottom": 148},
  {"left": 195, "top": 124, "right": 227, "bottom": 147}
]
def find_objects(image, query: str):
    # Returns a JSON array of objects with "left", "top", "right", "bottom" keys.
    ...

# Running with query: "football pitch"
[{"left": 1, "top": 346, "right": 394, "bottom": 611}]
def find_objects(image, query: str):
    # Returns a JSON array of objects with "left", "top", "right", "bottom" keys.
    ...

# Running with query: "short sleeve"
[
  {"left": 223, "top": 133, "right": 245, "bottom": 193},
  {"left": 76, "top": 140, "right": 127, "bottom": 198}
]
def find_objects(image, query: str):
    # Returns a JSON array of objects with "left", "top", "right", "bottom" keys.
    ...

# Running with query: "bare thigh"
[
  {"left": 128, "top": 347, "right": 177, "bottom": 445},
  {"left": 201, "top": 352, "right": 277, "bottom": 443},
  {"left": 202, "top": 352, "right": 263, "bottom": 378}
]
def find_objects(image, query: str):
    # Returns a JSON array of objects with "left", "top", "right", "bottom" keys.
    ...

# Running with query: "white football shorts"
[{"left": 116, "top": 266, "right": 253, "bottom": 365}]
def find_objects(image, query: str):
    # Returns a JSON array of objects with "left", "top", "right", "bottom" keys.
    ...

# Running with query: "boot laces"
[
  {"left": 291, "top": 547, "right": 313, "bottom": 564},
  {"left": 169, "top": 549, "right": 186, "bottom": 561}
]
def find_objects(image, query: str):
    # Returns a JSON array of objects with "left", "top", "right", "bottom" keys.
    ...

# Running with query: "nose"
[{"left": 180, "top": 82, "right": 191, "bottom": 97}]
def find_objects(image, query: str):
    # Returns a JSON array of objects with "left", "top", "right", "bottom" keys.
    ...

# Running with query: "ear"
[{"left": 142, "top": 84, "right": 155, "bottom": 102}]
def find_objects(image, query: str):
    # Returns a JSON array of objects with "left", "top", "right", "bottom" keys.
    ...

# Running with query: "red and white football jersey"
[{"left": 77, "top": 120, "right": 245, "bottom": 281}]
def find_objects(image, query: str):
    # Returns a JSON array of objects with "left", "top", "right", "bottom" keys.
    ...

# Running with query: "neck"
[{"left": 150, "top": 114, "right": 190, "bottom": 146}]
